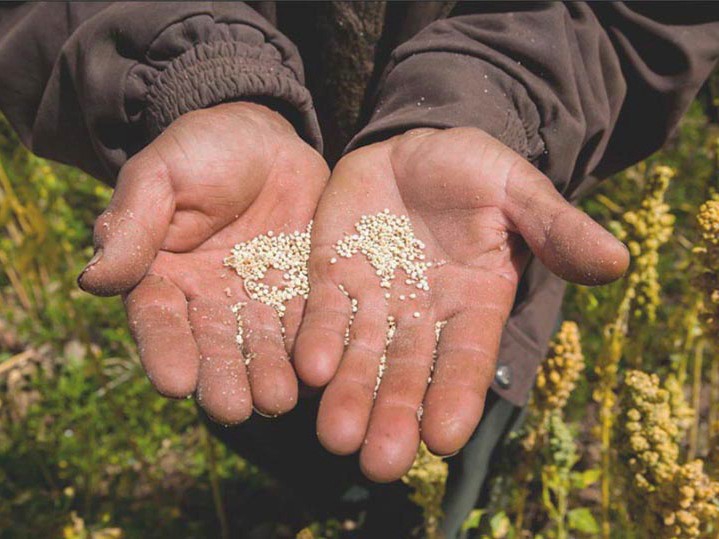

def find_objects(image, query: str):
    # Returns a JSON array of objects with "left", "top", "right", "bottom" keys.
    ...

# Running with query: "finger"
[
  {"left": 504, "top": 165, "right": 629, "bottom": 286},
  {"left": 360, "top": 318, "right": 436, "bottom": 482},
  {"left": 240, "top": 301, "right": 298, "bottom": 416},
  {"left": 79, "top": 151, "right": 174, "bottom": 296},
  {"left": 124, "top": 274, "right": 199, "bottom": 398},
  {"left": 294, "top": 275, "right": 353, "bottom": 388},
  {"left": 280, "top": 296, "right": 305, "bottom": 356},
  {"left": 189, "top": 297, "right": 252, "bottom": 425},
  {"left": 421, "top": 307, "right": 504, "bottom": 456},
  {"left": 316, "top": 299, "right": 389, "bottom": 456}
]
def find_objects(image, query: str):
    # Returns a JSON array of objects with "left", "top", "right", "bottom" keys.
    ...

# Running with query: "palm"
[
  {"left": 79, "top": 103, "right": 328, "bottom": 423},
  {"left": 295, "top": 128, "right": 628, "bottom": 482}
]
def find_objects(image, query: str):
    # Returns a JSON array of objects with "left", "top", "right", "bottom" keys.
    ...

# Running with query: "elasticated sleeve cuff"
[{"left": 143, "top": 41, "right": 321, "bottom": 149}]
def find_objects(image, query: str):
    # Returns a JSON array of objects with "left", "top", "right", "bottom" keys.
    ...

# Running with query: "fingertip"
[
  {"left": 79, "top": 195, "right": 167, "bottom": 296},
  {"left": 316, "top": 385, "right": 370, "bottom": 455},
  {"left": 542, "top": 210, "right": 631, "bottom": 286},
  {"left": 359, "top": 407, "right": 420, "bottom": 483},
  {"left": 150, "top": 370, "right": 197, "bottom": 400},
  {"left": 248, "top": 359, "right": 298, "bottom": 416},
  {"left": 421, "top": 417, "right": 472, "bottom": 458},
  {"left": 421, "top": 389, "right": 485, "bottom": 457},
  {"left": 78, "top": 240, "right": 154, "bottom": 296},
  {"left": 78, "top": 266, "right": 138, "bottom": 297},
  {"left": 143, "top": 350, "right": 199, "bottom": 400},
  {"left": 294, "top": 337, "right": 342, "bottom": 388},
  {"left": 590, "top": 234, "right": 631, "bottom": 285},
  {"left": 198, "top": 389, "right": 253, "bottom": 426}
]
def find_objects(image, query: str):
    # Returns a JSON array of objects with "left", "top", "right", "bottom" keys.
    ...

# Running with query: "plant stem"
[
  {"left": 202, "top": 423, "right": 230, "bottom": 539},
  {"left": 600, "top": 393, "right": 612, "bottom": 539},
  {"left": 709, "top": 350, "right": 719, "bottom": 464},
  {"left": 688, "top": 339, "right": 706, "bottom": 460},
  {"left": 678, "top": 302, "right": 701, "bottom": 386},
  {"left": 514, "top": 484, "right": 528, "bottom": 533},
  {"left": 597, "top": 292, "right": 631, "bottom": 539},
  {"left": 557, "top": 482, "right": 568, "bottom": 539}
]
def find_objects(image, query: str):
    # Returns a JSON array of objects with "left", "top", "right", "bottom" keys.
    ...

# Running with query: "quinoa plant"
[
  {"left": 401, "top": 442, "right": 448, "bottom": 539},
  {"left": 593, "top": 164, "right": 675, "bottom": 538},
  {"left": 511, "top": 321, "right": 592, "bottom": 537},
  {"left": 694, "top": 193, "right": 719, "bottom": 468},
  {"left": 617, "top": 370, "right": 719, "bottom": 538}
]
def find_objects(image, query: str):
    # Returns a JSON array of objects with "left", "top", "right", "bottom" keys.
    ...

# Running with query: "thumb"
[
  {"left": 504, "top": 166, "right": 630, "bottom": 286},
  {"left": 78, "top": 152, "right": 174, "bottom": 296}
]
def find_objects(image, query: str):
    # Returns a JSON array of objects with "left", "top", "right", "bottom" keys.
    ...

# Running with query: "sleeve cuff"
[
  {"left": 346, "top": 51, "right": 544, "bottom": 161},
  {"left": 143, "top": 41, "right": 323, "bottom": 153}
]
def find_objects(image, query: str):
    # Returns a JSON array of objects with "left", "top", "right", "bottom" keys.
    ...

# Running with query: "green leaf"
[
  {"left": 461, "top": 509, "right": 485, "bottom": 531},
  {"left": 489, "top": 511, "right": 510, "bottom": 538},
  {"left": 571, "top": 468, "right": 601, "bottom": 489},
  {"left": 568, "top": 507, "right": 600, "bottom": 534}
]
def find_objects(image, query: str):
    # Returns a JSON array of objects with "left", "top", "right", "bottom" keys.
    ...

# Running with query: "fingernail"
[
  {"left": 87, "top": 248, "right": 104, "bottom": 268},
  {"left": 77, "top": 248, "right": 103, "bottom": 289}
]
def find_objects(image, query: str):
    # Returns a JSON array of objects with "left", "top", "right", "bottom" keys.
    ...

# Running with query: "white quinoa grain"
[
  {"left": 428, "top": 320, "right": 447, "bottom": 384},
  {"left": 230, "top": 302, "right": 247, "bottom": 347},
  {"left": 224, "top": 222, "right": 312, "bottom": 318},
  {"left": 373, "top": 316, "right": 397, "bottom": 398},
  {"left": 334, "top": 211, "right": 431, "bottom": 293}
]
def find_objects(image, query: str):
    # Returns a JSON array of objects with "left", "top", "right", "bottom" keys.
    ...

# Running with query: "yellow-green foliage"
[
  {"left": 694, "top": 190, "right": 719, "bottom": 476},
  {"left": 695, "top": 194, "right": 719, "bottom": 334},
  {"left": 619, "top": 165, "right": 676, "bottom": 325},
  {"left": 511, "top": 323, "right": 595, "bottom": 539},
  {"left": 617, "top": 370, "right": 719, "bottom": 538},
  {"left": 402, "top": 442, "right": 448, "bottom": 539},
  {"left": 542, "top": 412, "right": 578, "bottom": 473},
  {"left": 665, "top": 374, "right": 695, "bottom": 436},
  {"left": 590, "top": 165, "right": 677, "bottom": 537},
  {"left": 537, "top": 412, "right": 582, "bottom": 539},
  {"left": 523, "top": 321, "right": 584, "bottom": 453},
  {"left": 533, "top": 322, "right": 585, "bottom": 418}
]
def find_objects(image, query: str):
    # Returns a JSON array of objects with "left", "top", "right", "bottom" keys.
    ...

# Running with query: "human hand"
[
  {"left": 294, "top": 128, "right": 628, "bottom": 481},
  {"left": 78, "top": 103, "right": 329, "bottom": 423}
]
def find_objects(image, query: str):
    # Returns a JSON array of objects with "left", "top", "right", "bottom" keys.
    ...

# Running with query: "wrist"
[{"left": 210, "top": 101, "right": 299, "bottom": 136}]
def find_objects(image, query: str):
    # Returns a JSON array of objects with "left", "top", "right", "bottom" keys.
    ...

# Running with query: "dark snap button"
[{"left": 495, "top": 364, "right": 512, "bottom": 389}]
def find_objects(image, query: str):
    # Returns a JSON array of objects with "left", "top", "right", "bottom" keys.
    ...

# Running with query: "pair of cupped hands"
[{"left": 78, "top": 103, "right": 628, "bottom": 482}]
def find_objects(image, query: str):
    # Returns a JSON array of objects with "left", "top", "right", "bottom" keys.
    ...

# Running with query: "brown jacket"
[{"left": 1, "top": 1, "right": 718, "bottom": 405}]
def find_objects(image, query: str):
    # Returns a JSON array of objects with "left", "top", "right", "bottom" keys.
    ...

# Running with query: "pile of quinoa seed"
[
  {"left": 224, "top": 222, "right": 312, "bottom": 318},
  {"left": 334, "top": 210, "right": 431, "bottom": 292}
]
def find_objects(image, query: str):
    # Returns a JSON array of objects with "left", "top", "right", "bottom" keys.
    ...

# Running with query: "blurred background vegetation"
[{"left": 1, "top": 73, "right": 718, "bottom": 538}]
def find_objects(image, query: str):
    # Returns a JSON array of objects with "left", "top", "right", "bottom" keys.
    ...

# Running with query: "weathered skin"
[
  {"left": 294, "top": 127, "right": 629, "bottom": 482},
  {"left": 77, "top": 114, "right": 627, "bottom": 480},
  {"left": 78, "top": 102, "right": 329, "bottom": 423}
]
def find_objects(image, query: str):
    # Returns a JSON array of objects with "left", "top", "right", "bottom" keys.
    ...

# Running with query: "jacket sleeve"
[
  {"left": 0, "top": 2, "right": 321, "bottom": 183},
  {"left": 348, "top": 2, "right": 719, "bottom": 195}
]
